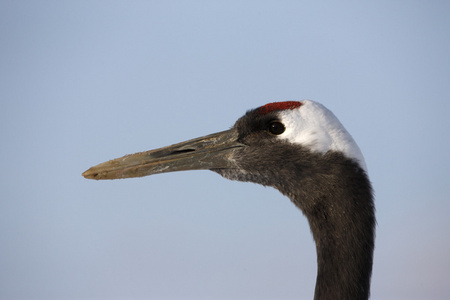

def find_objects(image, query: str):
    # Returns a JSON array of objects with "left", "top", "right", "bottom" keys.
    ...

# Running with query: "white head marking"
[{"left": 277, "top": 100, "right": 367, "bottom": 172}]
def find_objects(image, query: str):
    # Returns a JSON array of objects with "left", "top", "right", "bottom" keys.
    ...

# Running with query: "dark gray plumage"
[{"left": 216, "top": 106, "right": 375, "bottom": 300}]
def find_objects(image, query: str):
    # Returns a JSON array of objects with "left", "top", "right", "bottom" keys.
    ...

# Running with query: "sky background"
[{"left": 1, "top": 1, "right": 449, "bottom": 300}]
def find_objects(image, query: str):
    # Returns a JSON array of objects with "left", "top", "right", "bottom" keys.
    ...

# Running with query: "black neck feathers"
[{"left": 215, "top": 142, "right": 375, "bottom": 300}]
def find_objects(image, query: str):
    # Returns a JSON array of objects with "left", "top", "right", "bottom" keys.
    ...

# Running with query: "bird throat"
[{"left": 216, "top": 147, "right": 375, "bottom": 300}]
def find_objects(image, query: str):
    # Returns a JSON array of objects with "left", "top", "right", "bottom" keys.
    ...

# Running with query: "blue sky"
[{"left": 1, "top": 1, "right": 449, "bottom": 299}]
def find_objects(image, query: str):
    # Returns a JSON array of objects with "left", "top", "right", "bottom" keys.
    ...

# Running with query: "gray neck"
[
  {"left": 305, "top": 194, "right": 375, "bottom": 300},
  {"left": 287, "top": 156, "right": 375, "bottom": 300},
  {"left": 214, "top": 146, "right": 375, "bottom": 300}
]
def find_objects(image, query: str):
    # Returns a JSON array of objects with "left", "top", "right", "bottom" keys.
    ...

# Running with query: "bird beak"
[{"left": 82, "top": 129, "right": 243, "bottom": 180}]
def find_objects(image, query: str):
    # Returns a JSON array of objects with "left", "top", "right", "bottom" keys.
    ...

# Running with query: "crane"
[{"left": 83, "top": 100, "right": 375, "bottom": 300}]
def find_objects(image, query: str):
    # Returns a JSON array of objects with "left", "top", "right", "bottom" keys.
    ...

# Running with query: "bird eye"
[{"left": 268, "top": 121, "right": 285, "bottom": 135}]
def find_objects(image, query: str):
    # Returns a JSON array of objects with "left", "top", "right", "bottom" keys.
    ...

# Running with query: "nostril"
[{"left": 170, "top": 149, "right": 196, "bottom": 155}]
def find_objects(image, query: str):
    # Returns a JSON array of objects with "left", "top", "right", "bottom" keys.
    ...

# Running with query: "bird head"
[{"left": 82, "top": 100, "right": 366, "bottom": 183}]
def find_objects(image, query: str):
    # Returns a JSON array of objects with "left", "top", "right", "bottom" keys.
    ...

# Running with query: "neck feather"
[
  {"left": 287, "top": 154, "right": 375, "bottom": 300},
  {"left": 214, "top": 145, "right": 375, "bottom": 300}
]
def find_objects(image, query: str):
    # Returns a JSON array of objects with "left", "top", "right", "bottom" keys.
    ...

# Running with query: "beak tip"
[{"left": 82, "top": 168, "right": 98, "bottom": 180}]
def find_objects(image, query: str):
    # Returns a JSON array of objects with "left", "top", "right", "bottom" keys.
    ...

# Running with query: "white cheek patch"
[{"left": 277, "top": 100, "right": 367, "bottom": 172}]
